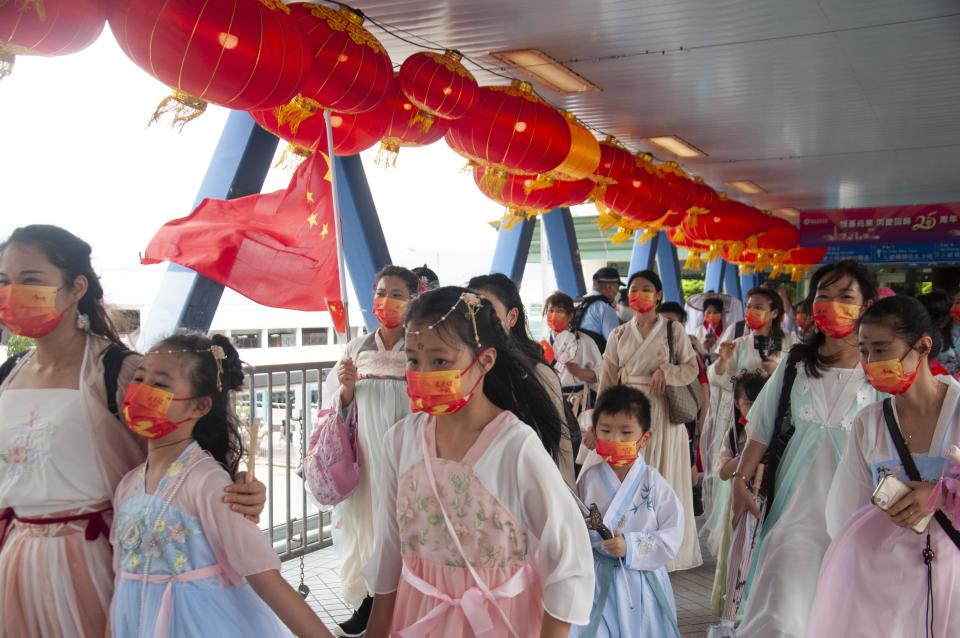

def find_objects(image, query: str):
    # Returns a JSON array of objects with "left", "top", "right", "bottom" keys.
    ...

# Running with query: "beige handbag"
[{"left": 664, "top": 320, "right": 703, "bottom": 424}]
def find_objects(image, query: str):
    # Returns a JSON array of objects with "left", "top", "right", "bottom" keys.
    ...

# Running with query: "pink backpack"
[{"left": 304, "top": 404, "right": 361, "bottom": 506}]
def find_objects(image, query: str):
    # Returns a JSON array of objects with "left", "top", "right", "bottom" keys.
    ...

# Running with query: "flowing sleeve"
[
  {"left": 661, "top": 322, "right": 699, "bottom": 387},
  {"left": 623, "top": 473, "right": 684, "bottom": 572},
  {"left": 323, "top": 337, "right": 362, "bottom": 409},
  {"left": 362, "top": 423, "right": 403, "bottom": 594},
  {"left": 515, "top": 434, "right": 594, "bottom": 625},
  {"left": 825, "top": 408, "right": 876, "bottom": 537},
  {"left": 580, "top": 335, "right": 604, "bottom": 385},
  {"left": 707, "top": 338, "right": 742, "bottom": 392},
  {"left": 745, "top": 356, "right": 789, "bottom": 445},
  {"left": 598, "top": 326, "right": 623, "bottom": 395},
  {"left": 191, "top": 462, "right": 281, "bottom": 584}
]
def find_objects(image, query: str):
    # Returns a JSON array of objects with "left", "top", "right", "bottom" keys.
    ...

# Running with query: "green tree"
[
  {"left": 681, "top": 278, "right": 704, "bottom": 300},
  {"left": 4, "top": 334, "right": 35, "bottom": 357}
]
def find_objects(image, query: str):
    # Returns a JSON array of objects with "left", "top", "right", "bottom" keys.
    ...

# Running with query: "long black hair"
[
  {"left": 152, "top": 332, "right": 246, "bottom": 479},
  {"left": 861, "top": 295, "right": 941, "bottom": 358},
  {"left": 917, "top": 290, "right": 952, "bottom": 356},
  {"left": 746, "top": 286, "right": 785, "bottom": 338},
  {"left": 405, "top": 286, "right": 561, "bottom": 460},
  {"left": 1, "top": 225, "right": 123, "bottom": 346},
  {"left": 467, "top": 273, "right": 544, "bottom": 364},
  {"left": 793, "top": 260, "right": 878, "bottom": 378}
]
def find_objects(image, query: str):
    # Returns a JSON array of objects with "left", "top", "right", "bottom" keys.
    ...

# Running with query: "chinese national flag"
[{"left": 141, "top": 150, "right": 347, "bottom": 333}]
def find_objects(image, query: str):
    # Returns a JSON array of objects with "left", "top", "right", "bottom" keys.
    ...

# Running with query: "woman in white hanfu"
[
  {"left": 598, "top": 269, "right": 702, "bottom": 572},
  {"left": 731, "top": 261, "right": 882, "bottom": 638},
  {"left": 700, "top": 287, "right": 794, "bottom": 556},
  {"left": 809, "top": 296, "right": 960, "bottom": 638},
  {"left": 323, "top": 266, "right": 418, "bottom": 631}
]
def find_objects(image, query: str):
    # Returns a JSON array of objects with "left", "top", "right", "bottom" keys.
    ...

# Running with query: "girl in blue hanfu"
[
  {"left": 109, "top": 333, "right": 333, "bottom": 638},
  {"left": 573, "top": 384, "right": 684, "bottom": 638}
]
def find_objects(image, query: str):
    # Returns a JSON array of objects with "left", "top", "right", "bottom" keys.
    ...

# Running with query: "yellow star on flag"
[
  {"left": 320, "top": 223, "right": 330, "bottom": 239},
  {"left": 319, "top": 151, "right": 333, "bottom": 183},
  {"left": 306, "top": 190, "right": 314, "bottom": 204},
  {"left": 307, "top": 213, "right": 318, "bottom": 228}
]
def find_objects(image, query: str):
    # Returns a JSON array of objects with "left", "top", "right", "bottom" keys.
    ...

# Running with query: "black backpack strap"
[
  {"left": 102, "top": 345, "right": 136, "bottom": 418},
  {"left": 734, "top": 320, "right": 746, "bottom": 340},
  {"left": 881, "top": 398, "right": 960, "bottom": 550},
  {"left": 762, "top": 348, "right": 802, "bottom": 504},
  {"left": 0, "top": 351, "right": 27, "bottom": 388}
]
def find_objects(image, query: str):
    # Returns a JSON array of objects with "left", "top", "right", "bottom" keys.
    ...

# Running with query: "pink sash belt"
[
  {"left": 395, "top": 563, "right": 531, "bottom": 638},
  {"left": 120, "top": 564, "right": 224, "bottom": 638}
]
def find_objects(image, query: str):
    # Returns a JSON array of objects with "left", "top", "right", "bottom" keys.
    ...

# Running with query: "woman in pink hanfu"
[{"left": 364, "top": 288, "right": 595, "bottom": 638}]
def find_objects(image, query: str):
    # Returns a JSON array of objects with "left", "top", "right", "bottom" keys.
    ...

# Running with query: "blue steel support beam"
[
  {"left": 542, "top": 208, "right": 586, "bottom": 297},
  {"left": 723, "top": 261, "right": 742, "bottom": 301},
  {"left": 490, "top": 218, "right": 535, "bottom": 284},
  {"left": 334, "top": 154, "right": 392, "bottom": 330},
  {"left": 704, "top": 259, "right": 724, "bottom": 294},
  {"left": 628, "top": 231, "right": 658, "bottom": 275},
  {"left": 740, "top": 273, "right": 759, "bottom": 299},
  {"left": 655, "top": 231, "right": 684, "bottom": 303},
  {"left": 138, "top": 111, "right": 278, "bottom": 350}
]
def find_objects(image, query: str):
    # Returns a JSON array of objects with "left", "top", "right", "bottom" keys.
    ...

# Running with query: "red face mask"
[
  {"left": 813, "top": 301, "right": 861, "bottom": 338},
  {"left": 406, "top": 355, "right": 486, "bottom": 416},
  {"left": 0, "top": 284, "right": 67, "bottom": 338},
  {"left": 950, "top": 304, "right": 960, "bottom": 323},
  {"left": 373, "top": 297, "right": 407, "bottom": 329},
  {"left": 745, "top": 308, "right": 768, "bottom": 331},
  {"left": 629, "top": 291, "right": 657, "bottom": 314},
  {"left": 545, "top": 310, "right": 570, "bottom": 333},
  {"left": 862, "top": 351, "right": 921, "bottom": 395},
  {"left": 121, "top": 383, "right": 195, "bottom": 439},
  {"left": 704, "top": 311, "right": 723, "bottom": 326},
  {"left": 596, "top": 439, "right": 640, "bottom": 468}
]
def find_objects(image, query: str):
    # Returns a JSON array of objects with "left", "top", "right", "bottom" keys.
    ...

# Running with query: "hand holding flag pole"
[{"left": 324, "top": 109, "right": 351, "bottom": 346}]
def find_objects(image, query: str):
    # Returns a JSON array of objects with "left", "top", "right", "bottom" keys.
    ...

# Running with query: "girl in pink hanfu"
[
  {"left": 808, "top": 296, "right": 960, "bottom": 638},
  {"left": 110, "top": 333, "right": 332, "bottom": 638},
  {"left": 364, "top": 288, "right": 595, "bottom": 638}
]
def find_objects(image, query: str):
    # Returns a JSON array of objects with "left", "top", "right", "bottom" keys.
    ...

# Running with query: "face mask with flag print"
[
  {"left": 121, "top": 383, "right": 195, "bottom": 439},
  {"left": 406, "top": 356, "right": 486, "bottom": 416},
  {"left": 813, "top": 300, "right": 861, "bottom": 338},
  {"left": 862, "top": 350, "right": 921, "bottom": 395},
  {"left": 745, "top": 307, "right": 769, "bottom": 331},
  {"left": 595, "top": 438, "right": 640, "bottom": 468},
  {"left": 628, "top": 291, "right": 657, "bottom": 314},
  {"left": 373, "top": 296, "right": 407, "bottom": 329},
  {"left": 545, "top": 310, "right": 570, "bottom": 333},
  {"left": 0, "top": 284, "right": 67, "bottom": 338}
]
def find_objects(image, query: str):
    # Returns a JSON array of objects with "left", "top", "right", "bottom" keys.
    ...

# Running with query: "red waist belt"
[{"left": 0, "top": 506, "right": 111, "bottom": 551}]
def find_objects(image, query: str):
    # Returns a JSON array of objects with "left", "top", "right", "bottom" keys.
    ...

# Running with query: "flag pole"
[{"left": 324, "top": 109, "right": 350, "bottom": 345}]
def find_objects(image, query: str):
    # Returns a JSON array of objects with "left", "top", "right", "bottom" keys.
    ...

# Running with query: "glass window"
[
  {"left": 267, "top": 329, "right": 296, "bottom": 348},
  {"left": 302, "top": 327, "right": 329, "bottom": 346},
  {"left": 232, "top": 331, "right": 261, "bottom": 349}
]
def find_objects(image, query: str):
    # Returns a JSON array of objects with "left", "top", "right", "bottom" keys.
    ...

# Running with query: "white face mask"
[{"left": 617, "top": 305, "right": 636, "bottom": 322}]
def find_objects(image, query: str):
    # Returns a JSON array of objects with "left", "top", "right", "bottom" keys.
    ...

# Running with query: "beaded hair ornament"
[
  {"left": 406, "top": 291, "right": 484, "bottom": 348},
  {"left": 148, "top": 345, "right": 227, "bottom": 391}
]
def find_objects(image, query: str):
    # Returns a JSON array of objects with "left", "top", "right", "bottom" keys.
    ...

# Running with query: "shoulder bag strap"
[
  {"left": 666, "top": 320, "right": 676, "bottom": 365},
  {"left": 882, "top": 398, "right": 960, "bottom": 550}
]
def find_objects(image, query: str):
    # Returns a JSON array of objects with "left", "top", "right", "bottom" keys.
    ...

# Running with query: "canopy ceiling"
[{"left": 349, "top": 0, "right": 960, "bottom": 215}]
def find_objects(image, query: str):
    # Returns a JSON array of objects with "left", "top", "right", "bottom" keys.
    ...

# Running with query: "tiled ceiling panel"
[{"left": 330, "top": 0, "right": 960, "bottom": 212}]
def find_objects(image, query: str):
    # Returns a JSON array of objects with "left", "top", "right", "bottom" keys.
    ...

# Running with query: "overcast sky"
[{"left": 0, "top": 30, "right": 528, "bottom": 318}]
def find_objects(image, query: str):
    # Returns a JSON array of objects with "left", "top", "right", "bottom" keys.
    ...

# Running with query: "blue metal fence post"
[
  {"left": 723, "top": 261, "right": 742, "bottom": 301},
  {"left": 138, "top": 111, "right": 278, "bottom": 350},
  {"left": 655, "top": 231, "right": 684, "bottom": 303},
  {"left": 334, "top": 154, "right": 392, "bottom": 330},
  {"left": 490, "top": 218, "right": 535, "bottom": 284},
  {"left": 704, "top": 259, "right": 724, "bottom": 294},
  {"left": 628, "top": 231, "right": 658, "bottom": 276},
  {"left": 542, "top": 208, "right": 586, "bottom": 297}
]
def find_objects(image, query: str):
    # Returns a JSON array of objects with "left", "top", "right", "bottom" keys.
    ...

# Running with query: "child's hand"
[{"left": 601, "top": 530, "right": 627, "bottom": 558}]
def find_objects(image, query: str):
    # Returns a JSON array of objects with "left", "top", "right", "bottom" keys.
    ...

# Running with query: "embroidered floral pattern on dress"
[
  {"left": 640, "top": 482, "right": 655, "bottom": 511},
  {"left": 0, "top": 410, "right": 57, "bottom": 499},
  {"left": 398, "top": 460, "right": 529, "bottom": 569},
  {"left": 635, "top": 532, "right": 657, "bottom": 555},
  {"left": 797, "top": 380, "right": 811, "bottom": 396},
  {"left": 797, "top": 404, "right": 816, "bottom": 422}
]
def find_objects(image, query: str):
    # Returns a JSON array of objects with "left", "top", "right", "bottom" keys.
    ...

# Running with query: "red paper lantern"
[
  {"left": 755, "top": 215, "right": 801, "bottom": 252},
  {"left": 446, "top": 80, "right": 571, "bottom": 190},
  {"left": 251, "top": 98, "right": 391, "bottom": 159},
  {"left": 681, "top": 197, "right": 770, "bottom": 260},
  {"left": 593, "top": 136, "right": 636, "bottom": 185},
  {"left": 398, "top": 49, "right": 479, "bottom": 122},
  {"left": 667, "top": 228, "right": 711, "bottom": 270},
  {"left": 782, "top": 246, "right": 827, "bottom": 281},
  {"left": 274, "top": 2, "right": 392, "bottom": 131},
  {"left": 1, "top": 0, "right": 106, "bottom": 79},
  {"left": 597, "top": 162, "right": 670, "bottom": 228},
  {"left": 546, "top": 113, "right": 600, "bottom": 181},
  {"left": 108, "top": 0, "right": 311, "bottom": 127},
  {"left": 375, "top": 76, "right": 451, "bottom": 167},
  {"left": 474, "top": 165, "right": 592, "bottom": 227}
]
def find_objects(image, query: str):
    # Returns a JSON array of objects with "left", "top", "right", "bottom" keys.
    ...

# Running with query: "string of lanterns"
[{"left": 0, "top": 0, "right": 822, "bottom": 275}]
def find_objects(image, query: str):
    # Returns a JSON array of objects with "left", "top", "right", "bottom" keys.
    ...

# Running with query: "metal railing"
[{"left": 238, "top": 361, "right": 337, "bottom": 562}]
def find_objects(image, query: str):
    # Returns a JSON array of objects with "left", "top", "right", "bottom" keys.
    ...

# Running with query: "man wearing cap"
[{"left": 578, "top": 267, "right": 623, "bottom": 342}]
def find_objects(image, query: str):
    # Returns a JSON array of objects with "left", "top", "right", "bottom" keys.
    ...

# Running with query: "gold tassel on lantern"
[
  {"left": 684, "top": 251, "right": 703, "bottom": 271},
  {"left": 150, "top": 89, "right": 208, "bottom": 130},
  {"left": 479, "top": 166, "right": 508, "bottom": 200},
  {"left": 408, "top": 109, "right": 435, "bottom": 134},
  {"left": 274, "top": 143, "right": 311, "bottom": 170},
  {"left": 275, "top": 95, "right": 321, "bottom": 134},
  {"left": 726, "top": 241, "right": 745, "bottom": 260},
  {"left": 499, "top": 208, "right": 526, "bottom": 230},
  {"left": 610, "top": 228, "right": 634, "bottom": 244},
  {"left": 375, "top": 141, "right": 401, "bottom": 169},
  {"left": 636, "top": 229, "right": 658, "bottom": 244},
  {"left": 705, "top": 244, "right": 723, "bottom": 263},
  {"left": 523, "top": 175, "right": 554, "bottom": 195}
]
